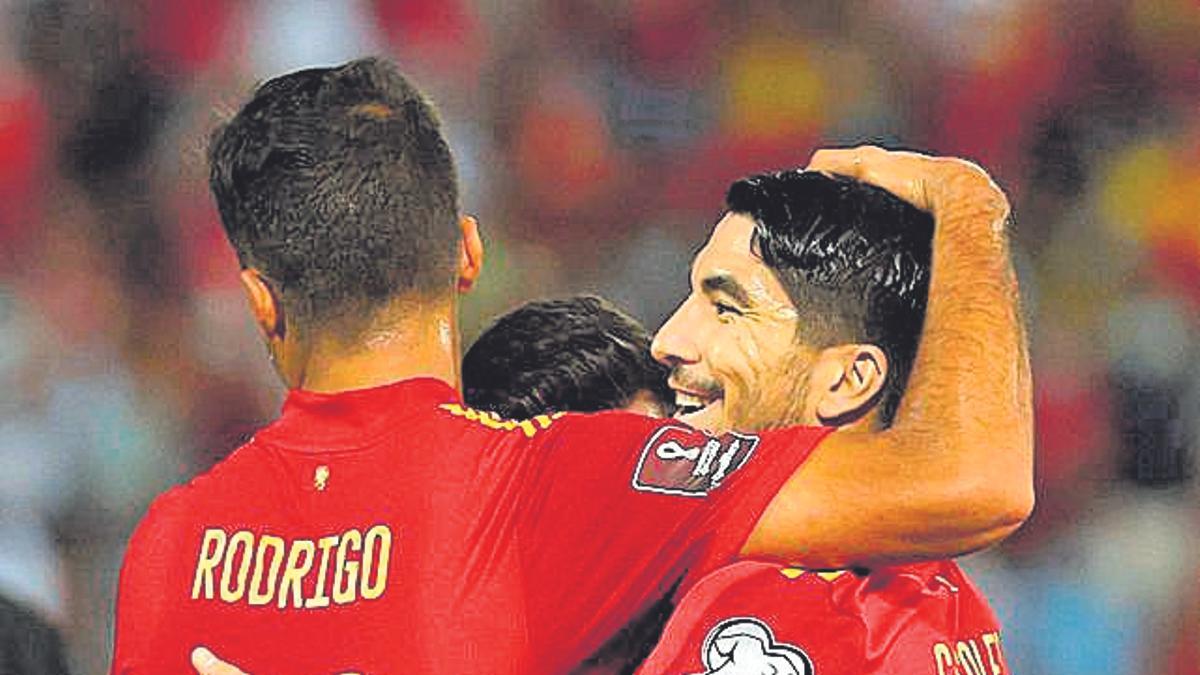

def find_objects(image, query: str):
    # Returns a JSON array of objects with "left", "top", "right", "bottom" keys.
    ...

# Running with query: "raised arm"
[{"left": 742, "top": 147, "right": 1034, "bottom": 568}]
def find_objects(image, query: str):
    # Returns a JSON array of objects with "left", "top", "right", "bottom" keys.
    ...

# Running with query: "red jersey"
[
  {"left": 637, "top": 560, "right": 1008, "bottom": 675},
  {"left": 112, "top": 378, "right": 831, "bottom": 674}
]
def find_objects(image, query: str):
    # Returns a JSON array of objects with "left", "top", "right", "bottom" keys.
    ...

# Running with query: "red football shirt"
[
  {"left": 112, "top": 378, "right": 831, "bottom": 674},
  {"left": 637, "top": 560, "right": 1009, "bottom": 675}
]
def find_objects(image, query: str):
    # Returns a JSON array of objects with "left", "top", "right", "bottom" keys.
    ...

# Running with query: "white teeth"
[{"left": 676, "top": 392, "right": 706, "bottom": 408}]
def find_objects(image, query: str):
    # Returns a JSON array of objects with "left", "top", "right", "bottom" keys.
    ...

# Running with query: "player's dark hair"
[
  {"left": 462, "top": 295, "right": 674, "bottom": 419},
  {"left": 209, "top": 57, "right": 459, "bottom": 336},
  {"left": 726, "top": 170, "right": 933, "bottom": 427}
]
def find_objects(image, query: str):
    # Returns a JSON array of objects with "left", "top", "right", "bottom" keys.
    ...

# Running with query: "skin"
[
  {"left": 741, "top": 148, "right": 1033, "bottom": 564},
  {"left": 652, "top": 212, "right": 887, "bottom": 435},
  {"left": 622, "top": 389, "right": 672, "bottom": 418},
  {"left": 191, "top": 147, "right": 1033, "bottom": 674},
  {"left": 238, "top": 216, "right": 484, "bottom": 393}
]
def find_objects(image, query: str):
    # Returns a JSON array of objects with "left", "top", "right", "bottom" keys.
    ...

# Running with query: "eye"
[{"left": 714, "top": 301, "right": 742, "bottom": 318}]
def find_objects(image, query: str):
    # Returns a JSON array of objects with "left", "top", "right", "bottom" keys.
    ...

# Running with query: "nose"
[{"left": 652, "top": 300, "right": 700, "bottom": 367}]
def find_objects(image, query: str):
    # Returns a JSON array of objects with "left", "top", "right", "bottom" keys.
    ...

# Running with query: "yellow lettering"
[
  {"left": 933, "top": 643, "right": 955, "bottom": 675},
  {"left": 278, "top": 539, "right": 316, "bottom": 609},
  {"left": 982, "top": 632, "right": 1004, "bottom": 674},
  {"left": 192, "top": 525, "right": 392, "bottom": 610},
  {"left": 956, "top": 641, "right": 987, "bottom": 675},
  {"left": 248, "top": 535, "right": 285, "bottom": 606},
  {"left": 333, "top": 529, "right": 362, "bottom": 605},
  {"left": 360, "top": 525, "right": 391, "bottom": 600},
  {"left": 219, "top": 530, "right": 255, "bottom": 603},
  {"left": 534, "top": 414, "right": 553, "bottom": 429},
  {"left": 191, "top": 529, "right": 227, "bottom": 600},
  {"left": 305, "top": 535, "right": 340, "bottom": 609}
]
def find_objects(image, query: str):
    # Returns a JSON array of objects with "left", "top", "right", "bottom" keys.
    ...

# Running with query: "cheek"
[
  {"left": 723, "top": 328, "right": 811, "bottom": 425},
  {"left": 713, "top": 327, "right": 779, "bottom": 399}
]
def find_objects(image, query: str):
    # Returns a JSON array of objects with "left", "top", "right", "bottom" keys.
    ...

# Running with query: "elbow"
[
  {"left": 968, "top": 467, "right": 1035, "bottom": 549},
  {"left": 940, "top": 427, "right": 1035, "bottom": 545},
  {"left": 1003, "top": 479, "right": 1036, "bottom": 527},
  {"left": 999, "top": 478, "right": 1035, "bottom": 530}
]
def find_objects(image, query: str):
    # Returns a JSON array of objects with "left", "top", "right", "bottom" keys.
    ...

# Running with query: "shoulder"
[
  {"left": 431, "top": 401, "right": 633, "bottom": 439},
  {"left": 871, "top": 560, "right": 984, "bottom": 599},
  {"left": 682, "top": 562, "right": 850, "bottom": 613},
  {"left": 662, "top": 564, "right": 852, "bottom": 675},
  {"left": 125, "top": 443, "right": 266, "bottom": 554}
]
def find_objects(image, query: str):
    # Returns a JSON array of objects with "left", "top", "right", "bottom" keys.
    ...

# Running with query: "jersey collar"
[{"left": 255, "top": 377, "right": 461, "bottom": 452}]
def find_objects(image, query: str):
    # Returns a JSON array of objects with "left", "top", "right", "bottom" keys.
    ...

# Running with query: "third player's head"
[
  {"left": 462, "top": 295, "right": 673, "bottom": 419},
  {"left": 208, "top": 57, "right": 483, "bottom": 387},
  {"left": 652, "top": 170, "right": 933, "bottom": 434}
]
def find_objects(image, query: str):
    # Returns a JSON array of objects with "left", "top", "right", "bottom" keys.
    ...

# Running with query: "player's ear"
[
  {"left": 457, "top": 215, "right": 484, "bottom": 293},
  {"left": 239, "top": 268, "right": 285, "bottom": 341},
  {"left": 810, "top": 344, "right": 888, "bottom": 427}
]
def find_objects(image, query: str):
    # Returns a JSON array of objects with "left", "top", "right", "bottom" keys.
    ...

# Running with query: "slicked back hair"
[
  {"left": 209, "top": 57, "right": 459, "bottom": 337},
  {"left": 726, "top": 170, "right": 934, "bottom": 427},
  {"left": 462, "top": 295, "right": 674, "bottom": 419}
]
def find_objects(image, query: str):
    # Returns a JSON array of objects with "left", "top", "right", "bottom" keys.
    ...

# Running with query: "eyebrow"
[{"left": 701, "top": 274, "right": 752, "bottom": 306}]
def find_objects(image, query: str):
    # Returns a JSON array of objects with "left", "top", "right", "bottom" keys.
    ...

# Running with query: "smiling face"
[{"left": 651, "top": 213, "right": 823, "bottom": 433}]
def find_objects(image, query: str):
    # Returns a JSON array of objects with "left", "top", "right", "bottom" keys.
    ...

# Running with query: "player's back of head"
[
  {"left": 726, "top": 170, "right": 934, "bottom": 426},
  {"left": 462, "top": 295, "right": 673, "bottom": 419},
  {"left": 209, "top": 57, "right": 459, "bottom": 339}
]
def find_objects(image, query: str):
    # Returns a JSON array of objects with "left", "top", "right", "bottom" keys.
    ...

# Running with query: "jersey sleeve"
[
  {"left": 636, "top": 564, "right": 867, "bottom": 675},
  {"left": 504, "top": 411, "right": 832, "bottom": 670},
  {"left": 111, "top": 490, "right": 195, "bottom": 675}
]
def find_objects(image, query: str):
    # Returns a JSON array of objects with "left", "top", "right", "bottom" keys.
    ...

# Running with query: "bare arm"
[{"left": 743, "top": 147, "right": 1034, "bottom": 568}]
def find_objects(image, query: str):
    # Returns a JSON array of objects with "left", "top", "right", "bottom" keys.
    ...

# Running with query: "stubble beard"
[{"left": 726, "top": 354, "right": 813, "bottom": 432}]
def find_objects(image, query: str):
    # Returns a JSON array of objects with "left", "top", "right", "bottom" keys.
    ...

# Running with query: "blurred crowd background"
[{"left": 0, "top": 0, "right": 1196, "bottom": 672}]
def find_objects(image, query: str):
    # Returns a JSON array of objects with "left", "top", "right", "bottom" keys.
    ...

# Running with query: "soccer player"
[
  {"left": 634, "top": 169, "right": 1010, "bottom": 675},
  {"left": 461, "top": 295, "right": 678, "bottom": 674},
  {"left": 462, "top": 171, "right": 1010, "bottom": 675},
  {"left": 112, "top": 58, "right": 1030, "bottom": 673},
  {"left": 460, "top": 294, "right": 673, "bottom": 420}
]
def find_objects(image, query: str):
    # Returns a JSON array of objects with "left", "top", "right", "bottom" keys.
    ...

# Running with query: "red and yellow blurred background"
[{"left": 0, "top": 1, "right": 1196, "bottom": 672}]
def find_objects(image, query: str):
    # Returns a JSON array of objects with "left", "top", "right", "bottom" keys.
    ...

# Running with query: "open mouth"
[
  {"left": 672, "top": 387, "right": 724, "bottom": 430},
  {"left": 674, "top": 390, "right": 719, "bottom": 416}
]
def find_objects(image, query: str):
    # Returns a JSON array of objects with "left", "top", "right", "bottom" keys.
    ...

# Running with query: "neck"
[{"left": 286, "top": 297, "right": 462, "bottom": 394}]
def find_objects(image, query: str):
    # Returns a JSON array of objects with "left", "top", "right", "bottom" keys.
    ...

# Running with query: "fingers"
[
  {"left": 806, "top": 145, "right": 888, "bottom": 179},
  {"left": 191, "top": 647, "right": 249, "bottom": 675},
  {"left": 805, "top": 145, "right": 938, "bottom": 211},
  {"left": 804, "top": 145, "right": 1007, "bottom": 217}
]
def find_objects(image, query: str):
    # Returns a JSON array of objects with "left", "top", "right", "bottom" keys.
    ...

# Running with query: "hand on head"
[{"left": 805, "top": 145, "right": 1009, "bottom": 221}]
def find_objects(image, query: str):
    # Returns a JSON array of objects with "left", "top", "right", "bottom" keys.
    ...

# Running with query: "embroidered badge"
[
  {"left": 698, "top": 617, "right": 814, "bottom": 675},
  {"left": 632, "top": 425, "right": 759, "bottom": 496}
]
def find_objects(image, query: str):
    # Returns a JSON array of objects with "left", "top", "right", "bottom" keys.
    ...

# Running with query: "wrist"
[{"left": 928, "top": 165, "right": 1011, "bottom": 238}]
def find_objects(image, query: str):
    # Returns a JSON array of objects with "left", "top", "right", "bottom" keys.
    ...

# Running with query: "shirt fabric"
[
  {"left": 637, "top": 559, "right": 1008, "bottom": 675},
  {"left": 112, "top": 378, "right": 831, "bottom": 674}
]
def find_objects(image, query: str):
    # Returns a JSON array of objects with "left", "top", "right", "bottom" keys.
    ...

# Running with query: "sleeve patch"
[
  {"left": 700, "top": 617, "right": 814, "bottom": 675},
  {"left": 632, "top": 425, "right": 760, "bottom": 497}
]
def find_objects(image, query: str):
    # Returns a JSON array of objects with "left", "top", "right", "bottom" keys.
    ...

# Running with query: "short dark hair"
[
  {"left": 462, "top": 295, "right": 674, "bottom": 419},
  {"left": 209, "top": 57, "right": 459, "bottom": 336},
  {"left": 726, "top": 170, "right": 934, "bottom": 426}
]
